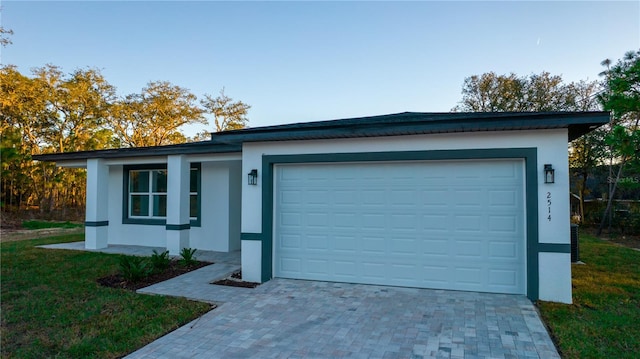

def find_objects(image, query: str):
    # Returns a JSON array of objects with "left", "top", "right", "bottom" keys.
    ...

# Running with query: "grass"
[
  {"left": 0, "top": 235, "right": 212, "bottom": 359},
  {"left": 21, "top": 220, "right": 83, "bottom": 230},
  {"left": 538, "top": 232, "right": 640, "bottom": 359}
]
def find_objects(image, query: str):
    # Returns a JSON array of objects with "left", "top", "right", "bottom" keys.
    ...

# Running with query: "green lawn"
[
  {"left": 21, "top": 220, "right": 83, "bottom": 230},
  {"left": 538, "top": 233, "right": 640, "bottom": 359},
  {"left": 0, "top": 235, "right": 211, "bottom": 359}
]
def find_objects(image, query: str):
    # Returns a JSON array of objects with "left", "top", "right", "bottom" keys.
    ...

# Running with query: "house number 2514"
[{"left": 546, "top": 192, "right": 552, "bottom": 221}]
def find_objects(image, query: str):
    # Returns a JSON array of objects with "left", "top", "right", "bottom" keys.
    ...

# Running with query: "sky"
[{"left": 2, "top": 1, "right": 639, "bottom": 137}]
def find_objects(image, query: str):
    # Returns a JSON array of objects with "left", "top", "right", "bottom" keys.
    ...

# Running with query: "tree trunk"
[
  {"left": 578, "top": 173, "right": 587, "bottom": 224},
  {"left": 597, "top": 159, "right": 626, "bottom": 236}
]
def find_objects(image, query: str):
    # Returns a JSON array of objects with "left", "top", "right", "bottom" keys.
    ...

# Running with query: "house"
[{"left": 34, "top": 111, "right": 610, "bottom": 303}]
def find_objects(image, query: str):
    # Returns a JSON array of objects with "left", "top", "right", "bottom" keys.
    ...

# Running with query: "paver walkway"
[
  {"left": 132, "top": 280, "right": 559, "bottom": 359},
  {"left": 39, "top": 242, "right": 560, "bottom": 358}
]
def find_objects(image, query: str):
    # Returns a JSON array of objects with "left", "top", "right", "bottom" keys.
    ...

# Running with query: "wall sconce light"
[
  {"left": 248, "top": 169, "right": 258, "bottom": 185},
  {"left": 544, "top": 164, "right": 555, "bottom": 184}
]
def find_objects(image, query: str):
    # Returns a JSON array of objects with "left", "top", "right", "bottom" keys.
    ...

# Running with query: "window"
[
  {"left": 129, "top": 169, "right": 168, "bottom": 218},
  {"left": 123, "top": 164, "right": 201, "bottom": 226}
]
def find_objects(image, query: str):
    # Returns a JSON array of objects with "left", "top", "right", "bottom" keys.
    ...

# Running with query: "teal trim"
[
  {"left": 191, "top": 163, "right": 202, "bottom": 227},
  {"left": 166, "top": 224, "right": 191, "bottom": 230},
  {"left": 538, "top": 243, "right": 571, "bottom": 253},
  {"left": 262, "top": 158, "right": 274, "bottom": 283},
  {"left": 241, "top": 233, "right": 263, "bottom": 241},
  {"left": 85, "top": 221, "right": 108, "bottom": 227},
  {"left": 122, "top": 163, "right": 202, "bottom": 227},
  {"left": 260, "top": 148, "right": 541, "bottom": 301}
]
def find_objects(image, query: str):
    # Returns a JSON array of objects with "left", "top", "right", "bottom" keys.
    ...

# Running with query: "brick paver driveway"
[{"left": 128, "top": 277, "right": 559, "bottom": 359}]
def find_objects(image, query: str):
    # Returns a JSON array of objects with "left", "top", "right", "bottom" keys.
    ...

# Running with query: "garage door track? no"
[{"left": 129, "top": 278, "right": 559, "bottom": 359}]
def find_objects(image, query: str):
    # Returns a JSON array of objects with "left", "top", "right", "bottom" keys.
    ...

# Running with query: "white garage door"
[{"left": 274, "top": 160, "right": 526, "bottom": 294}]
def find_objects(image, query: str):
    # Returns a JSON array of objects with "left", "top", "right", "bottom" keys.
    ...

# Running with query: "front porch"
[{"left": 38, "top": 241, "right": 241, "bottom": 265}]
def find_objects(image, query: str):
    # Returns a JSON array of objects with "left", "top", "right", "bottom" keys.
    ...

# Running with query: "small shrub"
[
  {"left": 179, "top": 248, "right": 198, "bottom": 267},
  {"left": 150, "top": 250, "right": 171, "bottom": 272},
  {"left": 119, "top": 256, "right": 151, "bottom": 282}
]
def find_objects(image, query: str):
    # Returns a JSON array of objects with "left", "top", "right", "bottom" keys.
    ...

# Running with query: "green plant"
[
  {"left": 179, "top": 247, "right": 198, "bottom": 266},
  {"left": 150, "top": 249, "right": 171, "bottom": 272},
  {"left": 119, "top": 256, "right": 151, "bottom": 282}
]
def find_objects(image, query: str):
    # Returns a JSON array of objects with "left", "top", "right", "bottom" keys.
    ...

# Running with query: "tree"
[
  {"left": 35, "top": 65, "right": 117, "bottom": 153},
  {"left": 453, "top": 71, "right": 598, "bottom": 112},
  {"left": 109, "top": 81, "right": 205, "bottom": 147},
  {"left": 201, "top": 88, "right": 251, "bottom": 132},
  {"left": 0, "top": 65, "right": 117, "bottom": 213},
  {"left": 1, "top": 62, "right": 252, "bottom": 217},
  {"left": 565, "top": 80, "right": 606, "bottom": 223},
  {"left": 453, "top": 71, "right": 606, "bottom": 223},
  {"left": 596, "top": 49, "right": 640, "bottom": 235}
]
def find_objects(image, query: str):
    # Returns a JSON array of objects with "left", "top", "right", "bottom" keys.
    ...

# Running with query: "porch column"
[
  {"left": 166, "top": 155, "right": 190, "bottom": 255},
  {"left": 85, "top": 158, "right": 109, "bottom": 249}
]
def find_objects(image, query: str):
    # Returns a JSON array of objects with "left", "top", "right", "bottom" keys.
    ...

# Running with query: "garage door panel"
[
  {"left": 280, "top": 212, "right": 301, "bottom": 227},
  {"left": 390, "top": 214, "right": 417, "bottom": 231},
  {"left": 279, "top": 257, "right": 301, "bottom": 273},
  {"left": 421, "top": 265, "right": 450, "bottom": 283},
  {"left": 455, "top": 239, "right": 483, "bottom": 257},
  {"left": 334, "top": 236, "right": 358, "bottom": 253},
  {"left": 306, "top": 212, "right": 328, "bottom": 228},
  {"left": 489, "top": 240, "right": 518, "bottom": 259},
  {"left": 361, "top": 262, "right": 386, "bottom": 280},
  {"left": 274, "top": 160, "right": 526, "bottom": 295},
  {"left": 280, "top": 233, "right": 302, "bottom": 249},
  {"left": 362, "top": 236, "right": 386, "bottom": 254},
  {"left": 305, "top": 235, "right": 329, "bottom": 250},
  {"left": 422, "top": 215, "right": 449, "bottom": 231},
  {"left": 361, "top": 214, "right": 386, "bottom": 230},
  {"left": 455, "top": 267, "right": 483, "bottom": 286},
  {"left": 422, "top": 238, "right": 449, "bottom": 256},
  {"left": 489, "top": 190, "right": 518, "bottom": 207},
  {"left": 389, "top": 237, "right": 419, "bottom": 255},
  {"left": 454, "top": 215, "right": 483, "bottom": 232},
  {"left": 421, "top": 190, "right": 449, "bottom": 205},
  {"left": 488, "top": 215, "right": 518, "bottom": 233},
  {"left": 453, "top": 189, "right": 484, "bottom": 206}
]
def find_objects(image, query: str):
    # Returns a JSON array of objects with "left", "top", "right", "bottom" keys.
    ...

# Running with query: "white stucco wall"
[
  {"left": 107, "top": 165, "right": 167, "bottom": 247},
  {"left": 105, "top": 158, "right": 242, "bottom": 252},
  {"left": 240, "top": 129, "right": 572, "bottom": 303}
]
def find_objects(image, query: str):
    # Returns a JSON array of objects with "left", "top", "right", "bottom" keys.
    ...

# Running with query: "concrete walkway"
[
  {"left": 37, "top": 241, "right": 241, "bottom": 265},
  {"left": 39, "top": 242, "right": 560, "bottom": 358}
]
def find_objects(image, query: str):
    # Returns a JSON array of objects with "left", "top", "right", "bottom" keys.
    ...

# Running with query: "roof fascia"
[{"left": 212, "top": 112, "right": 610, "bottom": 144}]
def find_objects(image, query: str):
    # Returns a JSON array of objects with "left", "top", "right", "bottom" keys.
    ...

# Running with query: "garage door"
[{"left": 274, "top": 160, "right": 526, "bottom": 294}]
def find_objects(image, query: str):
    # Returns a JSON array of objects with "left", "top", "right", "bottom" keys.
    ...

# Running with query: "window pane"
[
  {"left": 153, "top": 195, "right": 167, "bottom": 217},
  {"left": 130, "top": 195, "right": 149, "bottom": 216},
  {"left": 190, "top": 168, "right": 198, "bottom": 193},
  {"left": 152, "top": 170, "right": 168, "bottom": 192},
  {"left": 190, "top": 195, "right": 198, "bottom": 218},
  {"left": 129, "top": 171, "right": 149, "bottom": 192}
]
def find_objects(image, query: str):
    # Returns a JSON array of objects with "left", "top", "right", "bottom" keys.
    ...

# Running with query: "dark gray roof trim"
[
  {"left": 34, "top": 111, "right": 609, "bottom": 162},
  {"left": 211, "top": 111, "right": 610, "bottom": 144},
  {"left": 33, "top": 141, "right": 241, "bottom": 162}
]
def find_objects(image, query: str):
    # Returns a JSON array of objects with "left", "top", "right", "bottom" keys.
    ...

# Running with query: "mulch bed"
[
  {"left": 97, "top": 260, "right": 212, "bottom": 291},
  {"left": 212, "top": 270, "right": 260, "bottom": 288}
]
